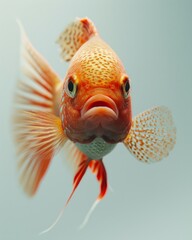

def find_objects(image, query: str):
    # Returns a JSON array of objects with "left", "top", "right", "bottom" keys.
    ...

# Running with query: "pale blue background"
[{"left": 0, "top": 0, "right": 191, "bottom": 240}]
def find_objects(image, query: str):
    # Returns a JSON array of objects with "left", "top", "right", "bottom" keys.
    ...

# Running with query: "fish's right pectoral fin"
[
  {"left": 56, "top": 17, "right": 98, "bottom": 61},
  {"left": 14, "top": 111, "right": 67, "bottom": 196},
  {"left": 16, "top": 20, "right": 62, "bottom": 115},
  {"left": 123, "top": 106, "right": 176, "bottom": 163},
  {"left": 14, "top": 22, "right": 67, "bottom": 196}
]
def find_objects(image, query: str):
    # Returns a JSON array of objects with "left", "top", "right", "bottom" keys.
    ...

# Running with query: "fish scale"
[
  {"left": 75, "top": 137, "right": 116, "bottom": 159},
  {"left": 70, "top": 36, "right": 124, "bottom": 87}
]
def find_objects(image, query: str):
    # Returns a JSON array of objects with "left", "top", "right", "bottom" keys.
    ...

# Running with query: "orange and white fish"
[{"left": 14, "top": 18, "right": 176, "bottom": 232}]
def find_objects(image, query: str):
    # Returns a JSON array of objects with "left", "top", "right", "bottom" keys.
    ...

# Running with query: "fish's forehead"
[{"left": 68, "top": 36, "right": 125, "bottom": 87}]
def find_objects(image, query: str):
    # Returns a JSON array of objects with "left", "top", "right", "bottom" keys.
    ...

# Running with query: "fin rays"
[
  {"left": 16, "top": 21, "right": 61, "bottom": 113},
  {"left": 57, "top": 18, "right": 97, "bottom": 61},
  {"left": 14, "top": 23, "right": 66, "bottom": 196},
  {"left": 124, "top": 106, "right": 176, "bottom": 163},
  {"left": 14, "top": 111, "right": 66, "bottom": 195}
]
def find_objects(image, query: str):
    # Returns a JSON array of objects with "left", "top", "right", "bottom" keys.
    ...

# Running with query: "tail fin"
[
  {"left": 56, "top": 17, "right": 98, "bottom": 61},
  {"left": 13, "top": 22, "right": 66, "bottom": 196}
]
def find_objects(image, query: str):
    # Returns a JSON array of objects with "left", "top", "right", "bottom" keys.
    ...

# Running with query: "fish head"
[{"left": 60, "top": 39, "right": 132, "bottom": 144}]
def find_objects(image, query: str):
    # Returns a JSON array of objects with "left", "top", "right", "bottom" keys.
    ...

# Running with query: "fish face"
[
  {"left": 61, "top": 75, "right": 132, "bottom": 144},
  {"left": 60, "top": 37, "right": 132, "bottom": 144}
]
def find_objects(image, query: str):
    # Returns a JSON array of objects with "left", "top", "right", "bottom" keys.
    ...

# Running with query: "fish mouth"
[{"left": 81, "top": 94, "right": 119, "bottom": 120}]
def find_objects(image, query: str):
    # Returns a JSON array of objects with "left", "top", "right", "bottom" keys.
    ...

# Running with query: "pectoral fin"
[
  {"left": 16, "top": 21, "right": 62, "bottom": 114},
  {"left": 14, "top": 111, "right": 67, "bottom": 196},
  {"left": 124, "top": 106, "right": 176, "bottom": 163},
  {"left": 13, "top": 22, "right": 66, "bottom": 196}
]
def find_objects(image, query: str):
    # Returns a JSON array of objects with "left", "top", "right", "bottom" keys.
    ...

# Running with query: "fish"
[{"left": 13, "top": 18, "right": 176, "bottom": 232}]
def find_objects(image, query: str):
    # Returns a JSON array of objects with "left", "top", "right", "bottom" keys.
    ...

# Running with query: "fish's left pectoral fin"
[
  {"left": 14, "top": 111, "right": 67, "bottom": 196},
  {"left": 13, "top": 22, "right": 66, "bottom": 196},
  {"left": 123, "top": 106, "right": 176, "bottom": 163}
]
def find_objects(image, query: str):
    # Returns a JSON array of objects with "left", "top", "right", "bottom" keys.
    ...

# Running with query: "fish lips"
[{"left": 81, "top": 94, "right": 119, "bottom": 128}]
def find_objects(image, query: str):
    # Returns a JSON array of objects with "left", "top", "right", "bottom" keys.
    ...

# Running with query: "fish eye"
[
  {"left": 66, "top": 76, "right": 78, "bottom": 98},
  {"left": 121, "top": 75, "right": 130, "bottom": 98}
]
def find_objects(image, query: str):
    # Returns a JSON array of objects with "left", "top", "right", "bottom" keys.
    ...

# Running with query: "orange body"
[{"left": 61, "top": 35, "right": 132, "bottom": 143}]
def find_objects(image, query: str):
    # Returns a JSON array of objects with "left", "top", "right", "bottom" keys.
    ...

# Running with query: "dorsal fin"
[{"left": 56, "top": 17, "right": 98, "bottom": 61}]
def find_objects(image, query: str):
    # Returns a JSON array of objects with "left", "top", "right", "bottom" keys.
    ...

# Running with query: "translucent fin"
[
  {"left": 124, "top": 106, "right": 176, "bottom": 163},
  {"left": 13, "top": 22, "right": 66, "bottom": 195},
  {"left": 40, "top": 151, "right": 89, "bottom": 234},
  {"left": 61, "top": 140, "right": 87, "bottom": 173},
  {"left": 39, "top": 207, "right": 65, "bottom": 235},
  {"left": 14, "top": 111, "right": 67, "bottom": 196},
  {"left": 56, "top": 17, "right": 97, "bottom": 61},
  {"left": 16, "top": 20, "right": 62, "bottom": 114},
  {"left": 79, "top": 199, "right": 100, "bottom": 230},
  {"left": 109, "top": 184, "right": 114, "bottom": 193}
]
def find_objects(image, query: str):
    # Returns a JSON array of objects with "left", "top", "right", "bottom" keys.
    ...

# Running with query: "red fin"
[
  {"left": 89, "top": 160, "right": 107, "bottom": 200},
  {"left": 78, "top": 160, "right": 107, "bottom": 229},
  {"left": 40, "top": 146, "right": 108, "bottom": 233},
  {"left": 66, "top": 157, "right": 89, "bottom": 205},
  {"left": 56, "top": 17, "right": 97, "bottom": 61},
  {"left": 63, "top": 143, "right": 108, "bottom": 202},
  {"left": 40, "top": 148, "right": 89, "bottom": 235},
  {"left": 64, "top": 142, "right": 108, "bottom": 200},
  {"left": 64, "top": 143, "right": 90, "bottom": 205}
]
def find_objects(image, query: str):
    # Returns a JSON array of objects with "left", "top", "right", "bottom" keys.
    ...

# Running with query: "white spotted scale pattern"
[
  {"left": 75, "top": 137, "right": 117, "bottom": 160},
  {"left": 124, "top": 106, "right": 176, "bottom": 163},
  {"left": 71, "top": 37, "right": 123, "bottom": 87}
]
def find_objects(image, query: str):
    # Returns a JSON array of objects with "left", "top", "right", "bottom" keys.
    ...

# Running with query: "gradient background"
[{"left": 0, "top": 0, "right": 191, "bottom": 239}]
